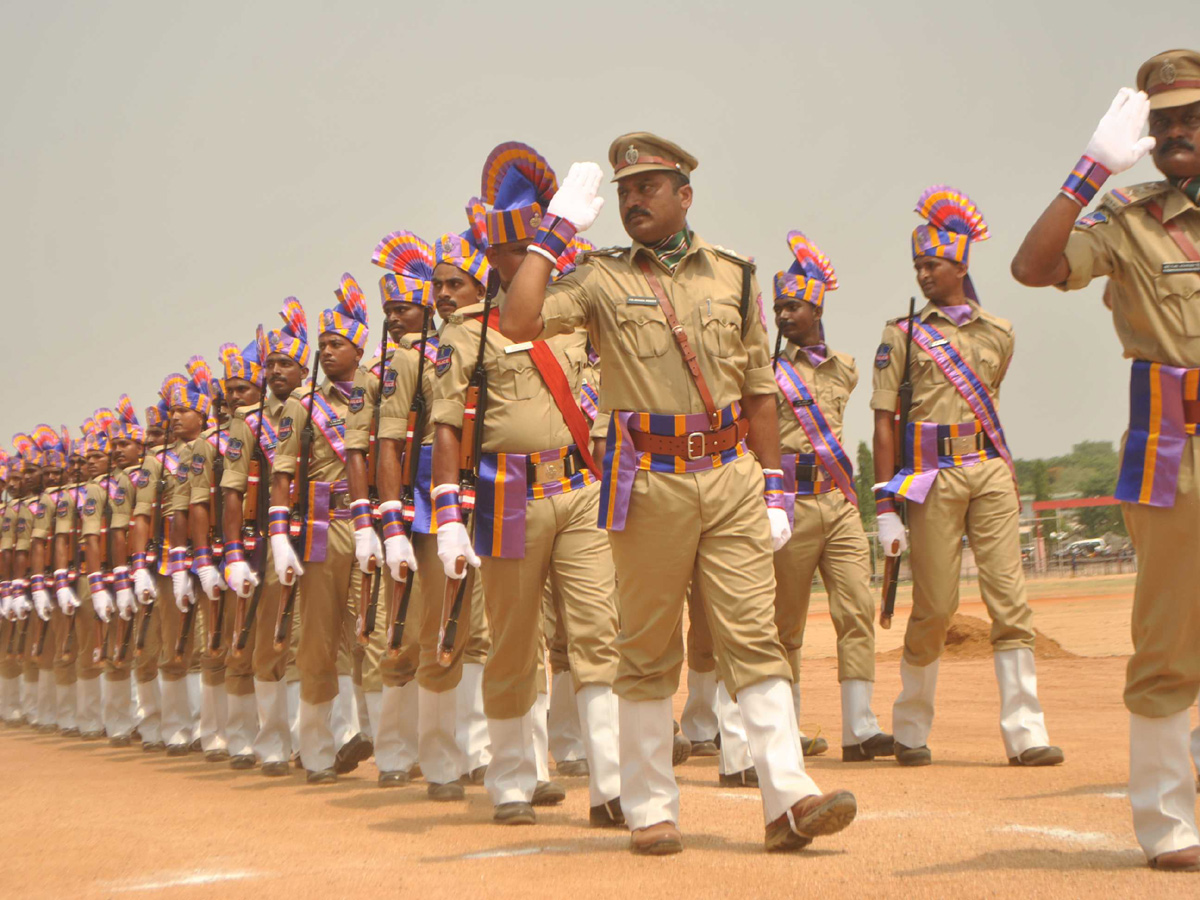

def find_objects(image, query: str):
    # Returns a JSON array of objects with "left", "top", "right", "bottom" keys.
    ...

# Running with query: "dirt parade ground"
[{"left": 3, "top": 574, "right": 1199, "bottom": 899}]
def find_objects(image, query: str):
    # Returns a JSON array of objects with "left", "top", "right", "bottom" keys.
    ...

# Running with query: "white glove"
[
  {"left": 271, "top": 533, "right": 304, "bottom": 586},
  {"left": 33, "top": 588, "right": 54, "bottom": 622},
  {"left": 547, "top": 162, "right": 606, "bottom": 232},
  {"left": 384, "top": 532, "right": 418, "bottom": 583},
  {"left": 436, "top": 521, "right": 480, "bottom": 580},
  {"left": 10, "top": 591, "right": 31, "bottom": 621},
  {"left": 92, "top": 586, "right": 115, "bottom": 624},
  {"left": 1084, "top": 88, "right": 1155, "bottom": 175},
  {"left": 115, "top": 587, "right": 137, "bottom": 621},
  {"left": 767, "top": 507, "right": 792, "bottom": 552},
  {"left": 196, "top": 564, "right": 222, "bottom": 601},
  {"left": 354, "top": 525, "right": 383, "bottom": 576},
  {"left": 877, "top": 512, "right": 908, "bottom": 557},
  {"left": 224, "top": 560, "right": 258, "bottom": 599},
  {"left": 171, "top": 570, "right": 195, "bottom": 613},
  {"left": 133, "top": 567, "right": 156, "bottom": 604},
  {"left": 56, "top": 575, "right": 80, "bottom": 614}
]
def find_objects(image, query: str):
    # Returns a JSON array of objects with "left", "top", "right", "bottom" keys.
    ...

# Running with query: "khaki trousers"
[
  {"left": 904, "top": 457, "right": 1034, "bottom": 667},
  {"left": 1124, "top": 439, "right": 1200, "bottom": 718},
  {"left": 156, "top": 574, "right": 196, "bottom": 682},
  {"left": 414, "top": 533, "right": 477, "bottom": 694},
  {"left": 607, "top": 455, "right": 792, "bottom": 702},
  {"left": 295, "top": 519, "right": 359, "bottom": 705},
  {"left": 250, "top": 554, "right": 299, "bottom": 683},
  {"left": 370, "top": 564, "right": 422, "bottom": 690},
  {"left": 74, "top": 576, "right": 105, "bottom": 681},
  {"left": 133, "top": 590, "right": 163, "bottom": 685},
  {"left": 774, "top": 491, "right": 876, "bottom": 683},
  {"left": 479, "top": 482, "right": 620, "bottom": 720},
  {"left": 543, "top": 577, "right": 571, "bottom": 676}
]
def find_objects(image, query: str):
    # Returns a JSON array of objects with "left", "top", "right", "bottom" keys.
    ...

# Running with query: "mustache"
[
  {"left": 1160, "top": 138, "right": 1196, "bottom": 154},
  {"left": 624, "top": 207, "right": 651, "bottom": 223}
]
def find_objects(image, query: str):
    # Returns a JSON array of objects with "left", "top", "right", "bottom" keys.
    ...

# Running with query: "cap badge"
[
  {"left": 1162, "top": 60, "right": 1177, "bottom": 85},
  {"left": 529, "top": 211, "right": 542, "bottom": 228},
  {"left": 624, "top": 145, "right": 639, "bottom": 165},
  {"left": 442, "top": 235, "right": 456, "bottom": 254}
]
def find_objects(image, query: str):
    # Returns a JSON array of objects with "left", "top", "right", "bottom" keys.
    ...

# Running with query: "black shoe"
[
  {"left": 464, "top": 764, "right": 487, "bottom": 785},
  {"left": 229, "top": 754, "right": 257, "bottom": 770},
  {"left": 60, "top": 726, "right": 80, "bottom": 738},
  {"left": 109, "top": 735, "right": 132, "bottom": 748},
  {"left": 590, "top": 797, "right": 626, "bottom": 828},
  {"left": 130, "top": 728, "right": 142, "bottom": 741},
  {"left": 842, "top": 732, "right": 895, "bottom": 762},
  {"left": 35, "top": 723, "right": 59, "bottom": 735},
  {"left": 690, "top": 739, "right": 719, "bottom": 757},
  {"left": 205, "top": 749, "right": 231, "bottom": 763},
  {"left": 142, "top": 741, "right": 166, "bottom": 753},
  {"left": 532, "top": 780, "right": 566, "bottom": 806},
  {"left": 895, "top": 741, "right": 932, "bottom": 767},
  {"left": 718, "top": 766, "right": 759, "bottom": 788},
  {"left": 378, "top": 770, "right": 411, "bottom": 788},
  {"left": 262, "top": 761, "right": 290, "bottom": 777},
  {"left": 801, "top": 735, "right": 828, "bottom": 757},
  {"left": 494, "top": 801, "right": 536, "bottom": 825},
  {"left": 306, "top": 767, "right": 338, "bottom": 785},
  {"left": 334, "top": 732, "right": 374, "bottom": 775},
  {"left": 556, "top": 758, "right": 590, "bottom": 777},
  {"left": 188, "top": 738, "right": 202, "bottom": 753},
  {"left": 1008, "top": 746, "right": 1065, "bottom": 767},
  {"left": 80, "top": 729, "right": 105, "bottom": 741},
  {"left": 427, "top": 781, "right": 465, "bottom": 801},
  {"left": 672, "top": 724, "right": 692, "bottom": 767},
  {"left": 165, "top": 743, "right": 190, "bottom": 757}
]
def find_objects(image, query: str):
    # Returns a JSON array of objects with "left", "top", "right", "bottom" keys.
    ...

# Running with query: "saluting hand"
[
  {"left": 548, "top": 162, "right": 606, "bottom": 232},
  {"left": 1085, "top": 88, "right": 1156, "bottom": 175}
]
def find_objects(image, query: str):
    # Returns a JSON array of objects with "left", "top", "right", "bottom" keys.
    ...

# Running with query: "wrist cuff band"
[
  {"left": 380, "top": 505, "right": 406, "bottom": 540},
  {"left": 268, "top": 507, "right": 290, "bottom": 537},
  {"left": 532, "top": 215, "right": 578, "bottom": 262},
  {"left": 1060, "top": 155, "right": 1110, "bottom": 207},
  {"left": 351, "top": 499, "right": 373, "bottom": 531},
  {"left": 223, "top": 541, "right": 246, "bottom": 564},
  {"left": 763, "top": 471, "right": 787, "bottom": 510},
  {"left": 434, "top": 490, "right": 463, "bottom": 526}
]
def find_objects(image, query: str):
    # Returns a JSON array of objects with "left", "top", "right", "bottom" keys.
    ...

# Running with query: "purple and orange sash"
[
  {"left": 300, "top": 478, "right": 350, "bottom": 563},
  {"left": 599, "top": 403, "right": 746, "bottom": 531},
  {"left": 205, "top": 431, "right": 231, "bottom": 456},
  {"left": 580, "top": 382, "right": 600, "bottom": 423},
  {"left": 404, "top": 444, "right": 436, "bottom": 535},
  {"left": 885, "top": 420, "right": 1002, "bottom": 502},
  {"left": 299, "top": 391, "right": 347, "bottom": 463},
  {"left": 1116, "top": 360, "right": 1199, "bottom": 507},
  {"left": 243, "top": 411, "right": 279, "bottom": 466},
  {"left": 774, "top": 358, "right": 857, "bottom": 507},
  {"left": 474, "top": 446, "right": 596, "bottom": 558}
]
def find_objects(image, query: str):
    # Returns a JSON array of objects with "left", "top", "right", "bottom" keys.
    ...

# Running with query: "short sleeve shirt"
[{"left": 775, "top": 345, "right": 858, "bottom": 454}]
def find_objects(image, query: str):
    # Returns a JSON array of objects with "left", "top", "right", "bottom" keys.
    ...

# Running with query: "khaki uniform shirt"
[
  {"left": 540, "top": 235, "right": 775, "bottom": 414},
  {"left": 433, "top": 305, "right": 590, "bottom": 454},
  {"left": 274, "top": 380, "right": 351, "bottom": 483},
  {"left": 31, "top": 488, "right": 60, "bottom": 542},
  {"left": 870, "top": 301, "right": 1014, "bottom": 422},
  {"left": 776, "top": 344, "right": 857, "bottom": 453},
  {"left": 168, "top": 440, "right": 195, "bottom": 516},
  {"left": 221, "top": 393, "right": 285, "bottom": 494},
  {"left": 348, "top": 338, "right": 439, "bottom": 451},
  {"left": 0, "top": 498, "right": 13, "bottom": 552},
  {"left": 81, "top": 472, "right": 132, "bottom": 538},
  {"left": 14, "top": 495, "right": 35, "bottom": 553},
  {"left": 1059, "top": 181, "right": 1200, "bottom": 368}
]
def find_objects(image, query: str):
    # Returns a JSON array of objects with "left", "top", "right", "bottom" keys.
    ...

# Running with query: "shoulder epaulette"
[
  {"left": 1099, "top": 181, "right": 1170, "bottom": 213},
  {"left": 710, "top": 245, "right": 756, "bottom": 271},
  {"left": 976, "top": 309, "right": 1014, "bottom": 335},
  {"left": 579, "top": 246, "right": 628, "bottom": 262},
  {"left": 832, "top": 350, "right": 856, "bottom": 369}
]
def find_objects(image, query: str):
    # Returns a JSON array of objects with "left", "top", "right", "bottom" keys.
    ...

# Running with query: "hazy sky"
[{"left": 1, "top": 2, "right": 1191, "bottom": 462}]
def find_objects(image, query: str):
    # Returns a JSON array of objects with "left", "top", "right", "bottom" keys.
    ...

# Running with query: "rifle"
[
  {"left": 57, "top": 483, "right": 85, "bottom": 661},
  {"left": 386, "top": 311, "right": 432, "bottom": 657},
  {"left": 115, "top": 441, "right": 150, "bottom": 665},
  {"left": 206, "top": 406, "right": 227, "bottom": 655},
  {"left": 356, "top": 338, "right": 396, "bottom": 645},
  {"left": 92, "top": 457, "right": 115, "bottom": 666},
  {"left": 135, "top": 427, "right": 172, "bottom": 658},
  {"left": 234, "top": 351, "right": 270, "bottom": 657},
  {"left": 437, "top": 288, "right": 493, "bottom": 666},
  {"left": 273, "top": 352, "right": 321, "bottom": 652},
  {"left": 879, "top": 297, "right": 917, "bottom": 629}
]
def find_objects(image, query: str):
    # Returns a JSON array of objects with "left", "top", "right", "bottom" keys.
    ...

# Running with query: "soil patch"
[{"left": 880, "top": 613, "right": 1078, "bottom": 660}]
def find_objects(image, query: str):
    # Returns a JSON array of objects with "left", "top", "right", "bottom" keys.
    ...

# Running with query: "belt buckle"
[
  {"left": 686, "top": 432, "right": 706, "bottom": 460},
  {"left": 537, "top": 459, "right": 564, "bottom": 482},
  {"left": 946, "top": 434, "right": 978, "bottom": 456}
]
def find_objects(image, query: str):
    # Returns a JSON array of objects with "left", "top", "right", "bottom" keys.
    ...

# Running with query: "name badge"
[
  {"left": 328, "top": 417, "right": 345, "bottom": 428},
  {"left": 504, "top": 342, "right": 533, "bottom": 354},
  {"left": 626, "top": 296, "right": 658, "bottom": 307},
  {"left": 1162, "top": 261, "right": 1200, "bottom": 274},
  {"left": 930, "top": 339, "right": 950, "bottom": 348}
]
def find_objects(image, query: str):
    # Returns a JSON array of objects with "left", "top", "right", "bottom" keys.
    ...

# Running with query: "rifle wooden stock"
[
  {"left": 58, "top": 611, "right": 75, "bottom": 661},
  {"left": 92, "top": 617, "right": 108, "bottom": 665},
  {"left": 355, "top": 559, "right": 377, "bottom": 646},
  {"left": 385, "top": 562, "right": 412, "bottom": 657},
  {"left": 273, "top": 569, "right": 297, "bottom": 652},
  {"left": 880, "top": 542, "right": 900, "bottom": 629},
  {"left": 206, "top": 589, "right": 225, "bottom": 655},
  {"left": 31, "top": 613, "right": 50, "bottom": 660},
  {"left": 174, "top": 573, "right": 197, "bottom": 662},
  {"left": 16, "top": 615, "right": 32, "bottom": 660},
  {"left": 134, "top": 600, "right": 154, "bottom": 656},
  {"left": 437, "top": 557, "right": 467, "bottom": 667},
  {"left": 114, "top": 612, "right": 134, "bottom": 665}
]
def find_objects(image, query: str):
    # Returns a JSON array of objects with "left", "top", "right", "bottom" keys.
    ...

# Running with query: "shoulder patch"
[
  {"left": 348, "top": 386, "right": 366, "bottom": 414},
  {"left": 1075, "top": 209, "right": 1109, "bottom": 228},
  {"left": 1099, "top": 181, "right": 1169, "bottom": 214},
  {"left": 56, "top": 498, "right": 69, "bottom": 518},
  {"left": 435, "top": 344, "right": 455, "bottom": 378},
  {"left": 190, "top": 454, "right": 206, "bottom": 476},
  {"left": 84, "top": 497, "right": 97, "bottom": 516},
  {"left": 279, "top": 417, "right": 294, "bottom": 442},
  {"left": 382, "top": 368, "right": 398, "bottom": 398},
  {"left": 226, "top": 437, "right": 244, "bottom": 462},
  {"left": 874, "top": 344, "right": 892, "bottom": 369}
]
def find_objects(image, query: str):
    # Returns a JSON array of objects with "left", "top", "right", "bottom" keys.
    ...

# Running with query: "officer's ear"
[
  {"left": 353, "top": 346, "right": 364, "bottom": 364},
  {"left": 677, "top": 182, "right": 693, "bottom": 213}
]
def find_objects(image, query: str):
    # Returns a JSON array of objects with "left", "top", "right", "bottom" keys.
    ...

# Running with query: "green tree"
[
  {"left": 1031, "top": 460, "right": 1050, "bottom": 502},
  {"left": 856, "top": 440, "right": 876, "bottom": 530}
]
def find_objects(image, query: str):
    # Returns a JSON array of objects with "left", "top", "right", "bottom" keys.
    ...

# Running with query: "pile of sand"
[{"left": 881, "top": 614, "right": 1076, "bottom": 660}]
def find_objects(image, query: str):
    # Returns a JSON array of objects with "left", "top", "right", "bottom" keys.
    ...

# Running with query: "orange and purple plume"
[
  {"left": 320, "top": 274, "right": 369, "bottom": 350},
  {"left": 268, "top": 298, "right": 310, "bottom": 368}
]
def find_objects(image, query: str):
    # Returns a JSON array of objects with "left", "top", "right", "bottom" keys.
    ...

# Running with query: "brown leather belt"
[
  {"left": 938, "top": 431, "right": 993, "bottom": 457},
  {"left": 629, "top": 419, "right": 749, "bottom": 460},
  {"left": 1185, "top": 399, "right": 1200, "bottom": 427}
]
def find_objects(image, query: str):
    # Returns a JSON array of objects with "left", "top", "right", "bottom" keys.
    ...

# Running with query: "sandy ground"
[{"left": 4, "top": 574, "right": 1200, "bottom": 899}]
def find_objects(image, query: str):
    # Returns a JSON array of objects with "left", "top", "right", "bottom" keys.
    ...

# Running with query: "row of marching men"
[{"left": 0, "top": 133, "right": 1070, "bottom": 854}]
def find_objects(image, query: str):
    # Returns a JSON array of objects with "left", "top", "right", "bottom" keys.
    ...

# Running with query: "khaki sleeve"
[
  {"left": 15, "top": 508, "right": 33, "bottom": 552},
  {"left": 169, "top": 445, "right": 194, "bottom": 514},
  {"left": 132, "top": 460, "right": 158, "bottom": 519},
  {"left": 869, "top": 324, "right": 905, "bottom": 412},
  {"left": 740, "top": 271, "right": 776, "bottom": 397},
  {"left": 110, "top": 474, "right": 132, "bottom": 530},
  {"left": 1059, "top": 218, "right": 1125, "bottom": 292},
  {"left": 272, "top": 398, "right": 307, "bottom": 477},
  {"left": 846, "top": 357, "right": 860, "bottom": 396},
  {"left": 379, "top": 350, "right": 420, "bottom": 443},
  {"left": 430, "top": 323, "right": 474, "bottom": 430},
  {"left": 344, "top": 367, "right": 378, "bottom": 453},
  {"left": 80, "top": 484, "right": 105, "bottom": 537},
  {"left": 540, "top": 265, "right": 595, "bottom": 337},
  {"left": 188, "top": 438, "right": 215, "bottom": 507},
  {"left": 54, "top": 490, "right": 76, "bottom": 537},
  {"left": 0, "top": 511, "right": 12, "bottom": 551},
  {"left": 31, "top": 493, "right": 56, "bottom": 540},
  {"left": 220, "top": 418, "right": 253, "bottom": 494}
]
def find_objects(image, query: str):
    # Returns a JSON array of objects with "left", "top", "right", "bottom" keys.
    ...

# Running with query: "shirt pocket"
[
  {"left": 615, "top": 303, "right": 671, "bottom": 358},
  {"left": 699, "top": 302, "right": 742, "bottom": 358},
  {"left": 971, "top": 345, "right": 1003, "bottom": 389},
  {"left": 491, "top": 351, "right": 539, "bottom": 402},
  {"left": 1155, "top": 272, "right": 1200, "bottom": 333}
]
